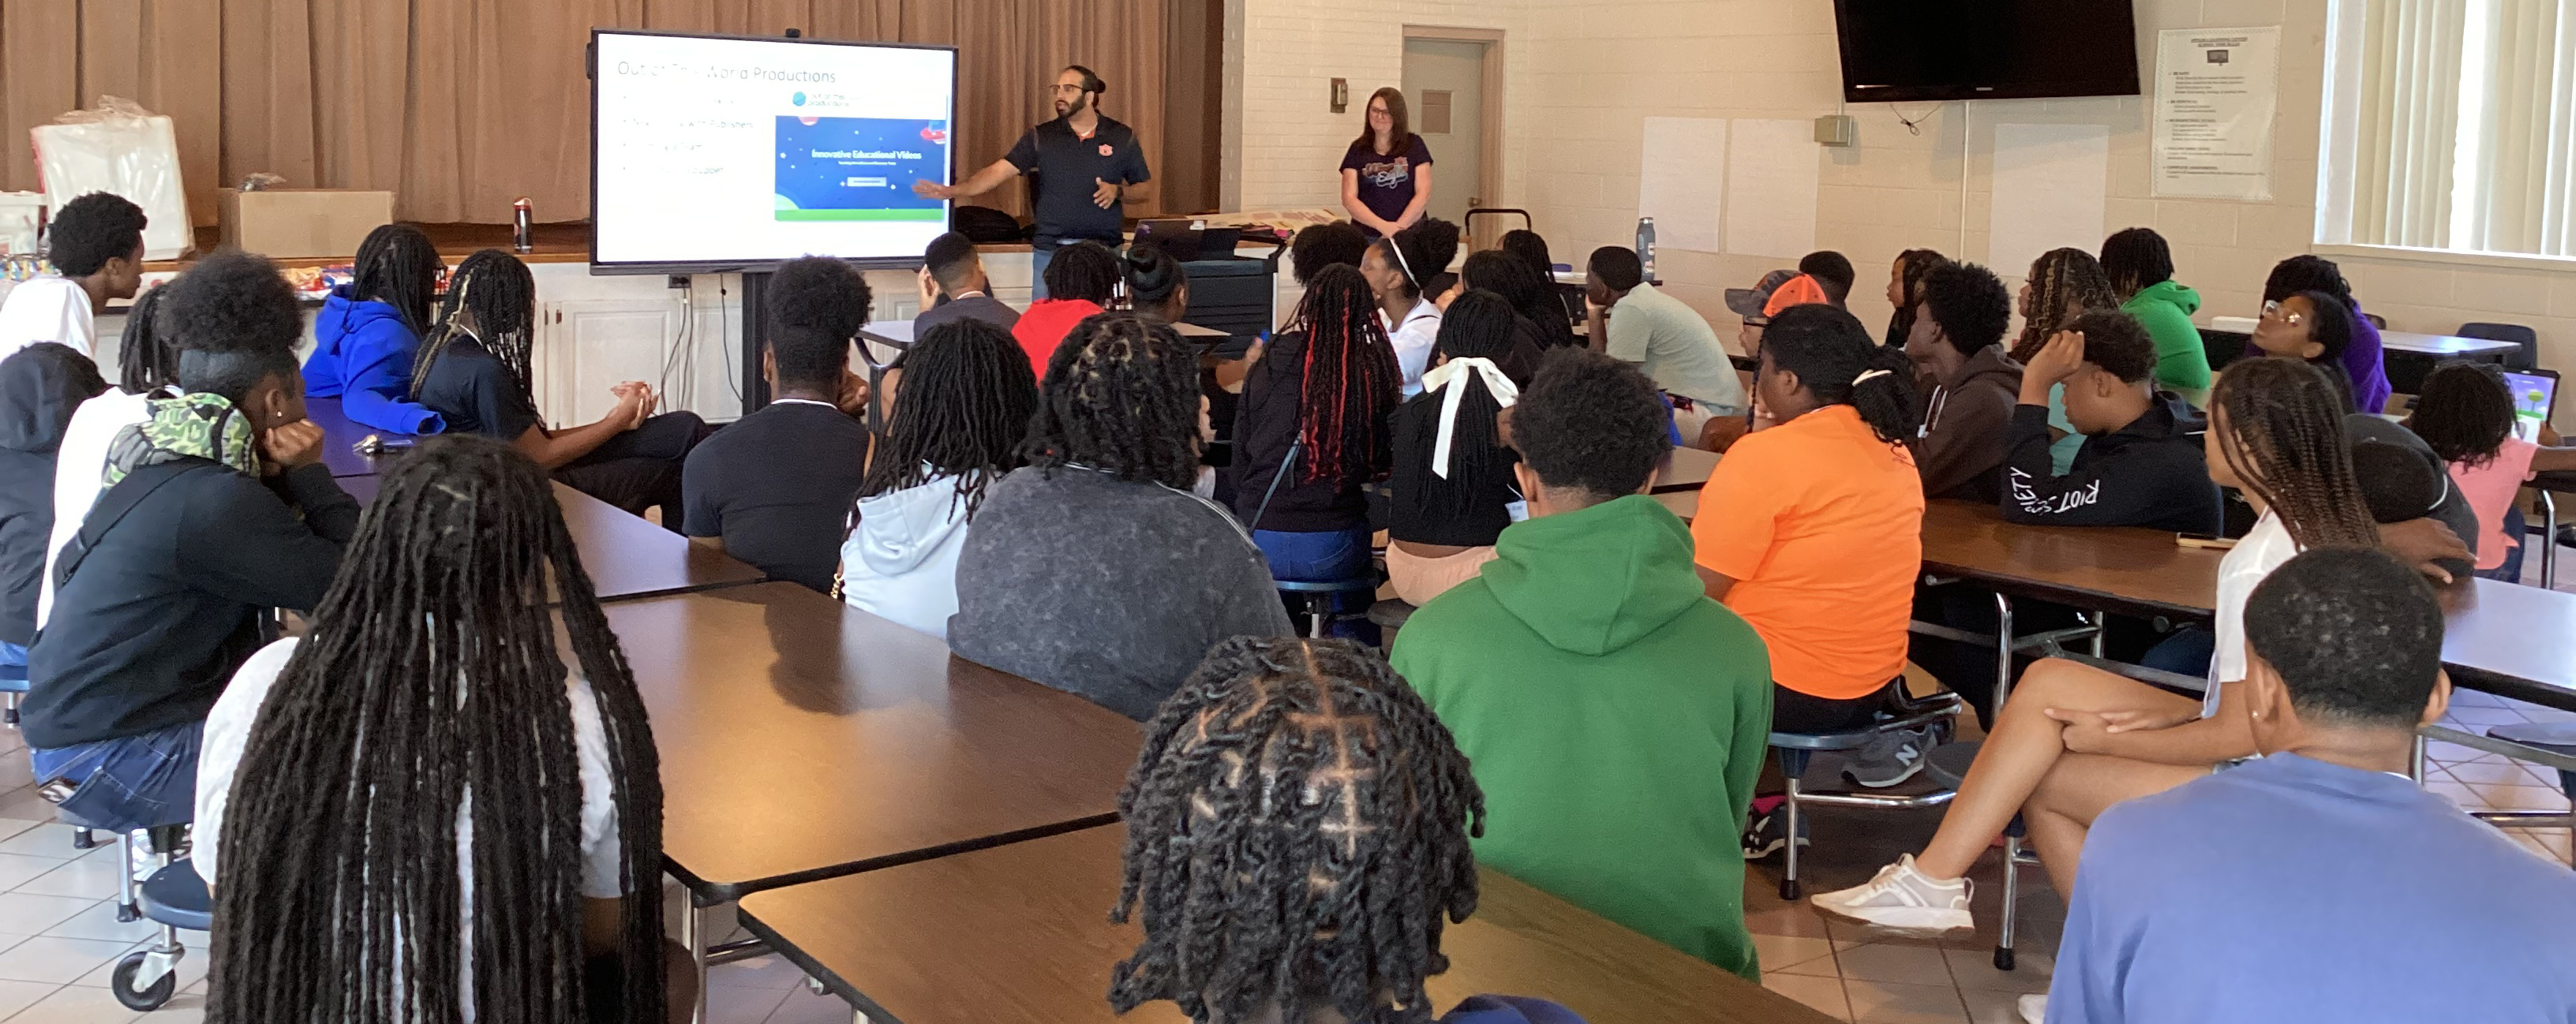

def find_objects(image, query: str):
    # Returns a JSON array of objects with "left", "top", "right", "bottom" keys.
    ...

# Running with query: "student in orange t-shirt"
[
  {"left": 1691, "top": 304, "right": 1925, "bottom": 737},
  {"left": 1011, "top": 241, "right": 1120, "bottom": 373}
]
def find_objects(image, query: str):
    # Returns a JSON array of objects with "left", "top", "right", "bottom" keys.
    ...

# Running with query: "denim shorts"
[{"left": 29, "top": 719, "right": 204, "bottom": 832}]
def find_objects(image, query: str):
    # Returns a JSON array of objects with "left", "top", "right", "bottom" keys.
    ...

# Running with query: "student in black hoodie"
[
  {"left": 0, "top": 344, "right": 107, "bottom": 675},
  {"left": 22, "top": 250, "right": 359, "bottom": 833},
  {"left": 2004, "top": 310, "right": 2222, "bottom": 533},
  {"left": 1904, "top": 262, "right": 2022, "bottom": 503}
]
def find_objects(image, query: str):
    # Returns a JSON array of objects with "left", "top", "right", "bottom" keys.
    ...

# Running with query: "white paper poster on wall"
[
  {"left": 2152, "top": 27, "right": 2280, "bottom": 201},
  {"left": 1988, "top": 123, "right": 2111, "bottom": 278},
  {"left": 1722, "top": 118, "right": 1821, "bottom": 258},
  {"left": 1638, "top": 118, "right": 1728, "bottom": 253}
]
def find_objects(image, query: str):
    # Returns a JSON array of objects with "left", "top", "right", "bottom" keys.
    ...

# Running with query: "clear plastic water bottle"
[{"left": 1634, "top": 218, "right": 1657, "bottom": 284}]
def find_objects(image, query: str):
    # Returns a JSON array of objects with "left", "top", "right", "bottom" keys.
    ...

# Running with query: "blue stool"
[
  {"left": 1, "top": 657, "right": 25, "bottom": 728},
  {"left": 1923, "top": 741, "right": 2038, "bottom": 970},
  {"left": 1765, "top": 685, "right": 1964, "bottom": 901},
  {"left": 1275, "top": 578, "right": 1382, "bottom": 641},
  {"left": 113, "top": 851, "right": 207, "bottom": 1011}
]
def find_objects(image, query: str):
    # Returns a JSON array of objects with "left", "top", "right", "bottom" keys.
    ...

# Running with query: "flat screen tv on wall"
[{"left": 1832, "top": 0, "right": 2142, "bottom": 103}]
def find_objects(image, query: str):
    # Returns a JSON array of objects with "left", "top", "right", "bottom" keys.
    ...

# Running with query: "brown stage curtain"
[{"left": 1, "top": 0, "right": 1164, "bottom": 226}]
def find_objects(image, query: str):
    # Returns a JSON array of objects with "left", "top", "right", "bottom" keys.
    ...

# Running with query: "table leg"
[
  {"left": 2087, "top": 610, "right": 2106, "bottom": 659},
  {"left": 682, "top": 895, "right": 710, "bottom": 1024},
  {"left": 1991, "top": 593, "right": 2016, "bottom": 720},
  {"left": 2543, "top": 491, "right": 2558, "bottom": 589},
  {"left": 2409, "top": 734, "right": 2428, "bottom": 784}
]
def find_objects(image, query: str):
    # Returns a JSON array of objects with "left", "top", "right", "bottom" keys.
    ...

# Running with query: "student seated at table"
[
  {"left": 1813, "top": 357, "right": 2379, "bottom": 933},
  {"left": 1499, "top": 227, "right": 1582, "bottom": 327},
  {"left": 912, "top": 230, "right": 1020, "bottom": 335},
  {"left": 2010, "top": 248, "right": 2121, "bottom": 474},
  {"left": 837, "top": 320, "right": 1037, "bottom": 637},
  {"left": 950, "top": 313, "right": 1293, "bottom": 719},
  {"left": 1361, "top": 218, "right": 1460, "bottom": 393},
  {"left": 1123, "top": 241, "right": 1189, "bottom": 324},
  {"left": 1880, "top": 249, "right": 1948, "bottom": 349},
  {"left": 680, "top": 256, "right": 871, "bottom": 590},
  {"left": 1694, "top": 305, "right": 1926, "bottom": 792},
  {"left": 1904, "top": 260, "right": 2022, "bottom": 502},
  {"left": 1290, "top": 221, "right": 1374, "bottom": 290},
  {"left": 2045, "top": 547, "right": 2576, "bottom": 1024},
  {"left": 2099, "top": 227, "right": 2211, "bottom": 393},
  {"left": 22, "top": 250, "right": 358, "bottom": 835},
  {"left": 2250, "top": 286, "right": 2361, "bottom": 403},
  {"left": 1798, "top": 250, "right": 1855, "bottom": 309},
  {"left": 0, "top": 344, "right": 107, "bottom": 679},
  {"left": 304, "top": 223, "right": 449, "bottom": 434},
  {"left": 1011, "top": 239, "right": 1119, "bottom": 372},
  {"left": 2265, "top": 254, "right": 2391, "bottom": 413},
  {"left": 39, "top": 286, "right": 180, "bottom": 632},
  {"left": 1114, "top": 635, "right": 1588, "bottom": 1024},
  {"left": 1232, "top": 264, "right": 1402, "bottom": 637},
  {"left": 413, "top": 249, "right": 713, "bottom": 531},
  {"left": 1396, "top": 349, "right": 1773, "bottom": 979},
  {"left": 2004, "top": 311, "right": 2222, "bottom": 533},
  {"left": 197, "top": 434, "right": 677, "bottom": 1024},
  {"left": 2408, "top": 361, "right": 2576, "bottom": 583},
  {"left": 1586, "top": 247, "right": 1746, "bottom": 443},
  {"left": 1461, "top": 249, "right": 1577, "bottom": 357},
  {"left": 1384, "top": 291, "right": 1527, "bottom": 606},
  {"left": 0, "top": 192, "right": 146, "bottom": 361}
]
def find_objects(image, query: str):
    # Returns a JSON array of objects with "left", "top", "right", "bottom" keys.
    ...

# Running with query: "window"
[{"left": 2321, "top": 0, "right": 2576, "bottom": 258}]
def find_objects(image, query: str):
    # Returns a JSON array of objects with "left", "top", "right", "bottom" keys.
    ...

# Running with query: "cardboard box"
[{"left": 217, "top": 189, "right": 395, "bottom": 260}]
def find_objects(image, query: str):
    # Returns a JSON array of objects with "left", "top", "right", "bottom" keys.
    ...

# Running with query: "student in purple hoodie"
[
  {"left": 2262, "top": 256, "right": 2391, "bottom": 414},
  {"left": 1110, "top": 636, "right": 1588, "bottom": 1024}
]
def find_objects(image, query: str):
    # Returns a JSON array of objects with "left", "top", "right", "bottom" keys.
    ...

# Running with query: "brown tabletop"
[
  {"left": 335, "top": 476, "right": 766, "bottom": 602},
  {"left": 1653, "top": 445, "right": 1719, "bottom": 494},
  {"left": 607, "top": 583, "right": 1142, "bottom": 901},
  {"left": 736, "top": 828, "right": 1836, "bottom": 1024},
  {"left": 305, "top": 398, "right": 414, "bottom": 478},
  {"left": 1919, "top": 500, "right": 2222, "bottom": 621}
]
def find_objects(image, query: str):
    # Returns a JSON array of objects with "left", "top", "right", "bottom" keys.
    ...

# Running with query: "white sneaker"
[
  {"left": 2017, "top": 993, "right": 2047, "bottom": 1023},
  {"left": 1807, "top": 854, "right": 1972, "bottom": 933}
]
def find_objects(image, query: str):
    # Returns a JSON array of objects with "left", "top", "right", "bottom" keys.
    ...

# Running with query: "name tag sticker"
[{"left": 1506, "top": 500, "right": 1531, "bottom": 523}]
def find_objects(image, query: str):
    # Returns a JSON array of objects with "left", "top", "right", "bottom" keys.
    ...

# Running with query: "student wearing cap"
[
  {"left": 1582, "top": 248, "right": 1744, "bottom": 445},
  {"left": 1724, "top": 270, "right": 1833, "bottom": 363}
]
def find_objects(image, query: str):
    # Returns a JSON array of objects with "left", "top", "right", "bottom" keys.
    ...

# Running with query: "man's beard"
[{"left": 1056, "top": 95, "right": 1088, "bottom": 118}]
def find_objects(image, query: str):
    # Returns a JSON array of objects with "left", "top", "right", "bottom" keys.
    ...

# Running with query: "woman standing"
[{"left": 1340, "top": 88, "right": 1435, "bottom": 239}]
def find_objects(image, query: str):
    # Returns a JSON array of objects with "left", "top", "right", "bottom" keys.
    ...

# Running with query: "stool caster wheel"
[
  {"left": 1993, "top": 947, "right": 2016, "bottom": 971},
  {"left": 111, "top": 951, "right": 176, "bottom": 1011},
  {"left": 1778, "top": 877, "right": 1801, "bottom": 901},
  {"left": 71, "top": 828, "right": 99, "bottom": 850},
  {"left": 114, "top": 901, "right": 140, "bottom": 923}
]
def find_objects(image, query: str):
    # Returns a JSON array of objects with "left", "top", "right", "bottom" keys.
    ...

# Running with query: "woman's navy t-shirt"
[{"left": 1341, "top": 136, "right": 1434, "bottom": 231}]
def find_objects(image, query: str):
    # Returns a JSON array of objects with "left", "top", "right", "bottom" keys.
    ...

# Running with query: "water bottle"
[
  {"left": 512, "top": 197, "right": 534, "bottom": 254},
  {"left": 1634, "top": 218, "right": 1657, "bottom": 284}
]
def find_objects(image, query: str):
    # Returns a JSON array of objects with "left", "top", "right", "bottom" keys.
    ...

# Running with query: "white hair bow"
[{"left": 1419, "top": 357, "right": 1518, "bottom": 479}]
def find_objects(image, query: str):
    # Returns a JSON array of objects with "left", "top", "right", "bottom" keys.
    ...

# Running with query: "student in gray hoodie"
[
  {"left": 949, "top": 312, "right": 1294, "bottom": 720},
  {"left": 0, "top": 343, "right": 107, "bottom": 670},
  {"left": 1904, "top": 261, "right": 2024, "bottom": 503}
]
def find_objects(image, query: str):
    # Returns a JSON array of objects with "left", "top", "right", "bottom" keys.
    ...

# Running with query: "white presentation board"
[{"left": 590, "top": 30, "right": 958, "bottom": 272}]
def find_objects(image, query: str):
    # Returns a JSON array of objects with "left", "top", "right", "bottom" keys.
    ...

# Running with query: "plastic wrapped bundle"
[{"left": 31, "top": 96, "right": 191, "bottom": 260}]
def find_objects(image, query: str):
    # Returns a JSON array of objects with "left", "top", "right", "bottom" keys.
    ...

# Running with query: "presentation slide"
[{"left": 593, "top": 32, "right": 956, "bottom": 270}]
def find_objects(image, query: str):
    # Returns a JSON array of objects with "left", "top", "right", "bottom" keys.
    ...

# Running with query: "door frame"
[{"left": 1401, "top": 25, "right": 1504, "bottom": 225}]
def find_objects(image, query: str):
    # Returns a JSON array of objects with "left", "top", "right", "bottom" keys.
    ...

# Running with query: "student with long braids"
[
  {"left": 2264, "top": 254, "right": 2391, "bottom": 413},
  {"left": 836, "top": 319, "right": 1038, "bottom": 637},
  {"left": 2099, "top": 227, "right": 2210, "bottom": 392},
  {"left": 1012, "top": 239, "right": 1121, "bottom": 372},
  {"left": 1460, "top": 249, "right": 1576, "bottom": 358},
  {"left": 2011, "top": 247, "right": 2121, "bottom": 475},
  {"left": 1881, "top": 248, "right": 1947, "bottom": 348},
  {"left": 1361, "top": 218, "right": 1461, "bottom": 392},
  {"left": 1232, "top": 264, "right": 1402, "bottom": 635},
  {"left": 1113, "top": 636, "right": 1584, "bottom": 1024},
  {"left": 39, "top": 285, "right": 181, "bottom": 630},
  {"left": 1815, "top": 357, "right": 2382, "bottom": 936},
  {"left": 1384, "top": 290, "right": 1524, "bottom": 606},
  {"left": 195, "top": 435, "right": 671, "bottom": 1024},
  {"left": 304, "top": 223, "right": 449, "bottom": 434},
  {"left": 414, "top": 249, "right": 713, "bottom": 530},
  {"left": 951, "top": 313, "right": 1291, "bottom": 719}
]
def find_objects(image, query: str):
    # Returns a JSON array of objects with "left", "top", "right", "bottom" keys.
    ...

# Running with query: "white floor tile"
[
  {"left": 39, "top": 902, "right": 158, "bottom": 946},
  {"left": 9, "top": 858, "right": 120, "bottom": 901},
  {"left": 72, "top": 939, "right": 204, "bottom": 996},
  {"left": 706, "top": 983, "right": 794, "bottom": 1024},
  {"left": 762, "top": 987, "right": 852, "bottom": 1024},
  {"left": 0, "top": 977, "right": 62, "bottom": 1020},
  {"left": 0, "top": 981, "right": 140, "bottom": 1024},
  {"left": 0, "top": 894, "right": 96, "bottom": 937},
  {"left": 0, "top": 819, "right": 47, "bottom": 845},
  {"left": 0, "top": 825, "right": 84, "bottom": 861},
  {"left": 0, "top": 936, "right": 134, "bottom": 985},
  {"left": 0, "top": 853, "right": 63, "bottom": 892}
]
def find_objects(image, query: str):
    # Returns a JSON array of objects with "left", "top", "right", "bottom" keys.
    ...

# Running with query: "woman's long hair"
[
  {"left": 208, "top": 435, "right": 665, "bottom": 1024},
  {"left": 2010, "top": 247, "right": 2118, "bottom": 361},
  {"left": 353, "top": 223, "right": 444, "bottom": 338},
  {"left": 1282, "top": 264, "right": 1402, "bottom": 487},
  {"left": 857, "top": 319, "right": 1039, "bottom": 517},
  {"left": 2208, "top": 358, "right": 2379, "bottom": 550},
  {"left": 1023, "top": 312, "right": 1205, "bottom": 490},
  {"left": 118, "top": 286, "right": 178, "bottom": 393},
  {"left": 1461, "top": 250, "right": 1574, "bottom": 345},
  {"left": 1884, "top": 248, "right": 1947, "bottom": 348},
  {"left": 1350, "top": 87, "right": 1413, "bottom": 155},
  {"left": 410, "top": 249, "right": 537, "bottom": 410},
  {"left": 1402, "top": 290, "right": 1518, "bottom": 525}
]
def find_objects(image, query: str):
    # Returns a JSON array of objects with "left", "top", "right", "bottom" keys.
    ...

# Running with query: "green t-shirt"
[{"left": 1604, "top": 285, "right": 1747, "bottom": 414}]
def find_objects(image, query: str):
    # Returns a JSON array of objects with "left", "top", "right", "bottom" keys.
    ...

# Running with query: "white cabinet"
[{"left": 535, "top": 299, "right": 680, "bottom": 428}]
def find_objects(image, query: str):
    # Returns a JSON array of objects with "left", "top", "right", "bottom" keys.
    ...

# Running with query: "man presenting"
[{"left": 915, "top": 65, "right": 1153, "bottom": 299}]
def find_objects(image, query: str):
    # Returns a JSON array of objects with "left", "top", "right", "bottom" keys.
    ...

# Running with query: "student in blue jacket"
[{"left": 304, "top": 223, "right": 447, "bottom": 434}]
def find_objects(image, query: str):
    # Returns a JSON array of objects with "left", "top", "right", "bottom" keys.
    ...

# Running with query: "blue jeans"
[
  {"left": 1030, "top": 243, "right": 1057, "bottom": 301},
  {"left": 1252, "top": 526, "right": 1378, "bottom": 643},
  {"left": 0, "top": 639, "right": 25, "bottom": 677},
  {"left": 29, "top": 719, "right": 204, "bottom": 832},
  {"left": 2477, "top": 503, "right": 2529, "bottom": 583},
  {"left": 2140, "top": 626, "right": 2215, "bottom": 678}
]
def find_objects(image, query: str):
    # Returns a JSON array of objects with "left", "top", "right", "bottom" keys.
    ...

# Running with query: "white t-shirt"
[
  {"left": 36, "top": 388, "right": 157, "bottom": 629},
  {"left": 1386, "top": 298, "right": 1441, "bottom": 397},
  {"left": 0, "top": 276, "right": 96, "bottom": 360},
  {"left": 2207, "top": 512, "right": 2300, "bottom": 715},
  {"left": 194, "top": 637, "right": 624, "bottom": 1022}
]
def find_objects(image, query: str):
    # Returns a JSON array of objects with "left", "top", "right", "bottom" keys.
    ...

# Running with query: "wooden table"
[
  {"left": 1919, "top": 501, "right": 2223, "bottom": 622},
  {"left": 1654, "top": 445, "right": 1719, "bottom": 494},
  {"left": 305, "top": 398, "right": 414, "bottom": 478},
  {"left": 2379, "top": 329, "right": 2523, "bottom": 361},
  {"left": 736, "top": 828, "right": 1836, "bottom": 1024},
  {"left": 336, "top": 476, "right": 766, "bottom": 602}
]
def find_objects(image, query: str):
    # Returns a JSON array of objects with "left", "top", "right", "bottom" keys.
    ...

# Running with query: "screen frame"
[
  {"left": 1829, "top": 0, "right": 2143, "bottom": 103},
  {"left": 2503, "top": 368, "right": 2561, "bottom": 444},
  {"left": 586, "top": 28, "right": 962, "bottom": 276}
]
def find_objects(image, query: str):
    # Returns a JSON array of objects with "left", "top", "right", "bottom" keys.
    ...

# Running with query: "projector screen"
[{"left": 590, "top": 30, "right": 958, "bottom": 273}]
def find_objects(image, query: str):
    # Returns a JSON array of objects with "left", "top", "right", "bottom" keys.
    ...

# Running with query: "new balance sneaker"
[
  {"left": 1843, "top": 725, "right": 1931, "bottom": 788},
  {"left": 1739, "top": 805, "right": 1811, "bottom": 860},
  {"left": 2017, "top": 993, "right": 2047, "bottom": 1023},
  {"left": 1807, "top": 854, "right": 1972, "bottom": 933}
]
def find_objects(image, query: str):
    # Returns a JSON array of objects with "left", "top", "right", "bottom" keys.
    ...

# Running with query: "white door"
[
  {"left": 1402, "top": 39, "right": 1488, "bottom": 227},
  {"left": 537, "top": 299, "right": 686, "bottom": 428}
]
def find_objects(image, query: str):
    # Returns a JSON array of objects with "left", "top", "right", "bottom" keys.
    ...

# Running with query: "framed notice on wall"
[{"left": 2152, "top": 27, "right": 2281, "bottom": 201}]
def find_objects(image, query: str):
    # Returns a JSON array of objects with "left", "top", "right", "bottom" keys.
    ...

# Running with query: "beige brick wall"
[{"left": 1234, "top": 0, "right": 2576, "bottom": 369}]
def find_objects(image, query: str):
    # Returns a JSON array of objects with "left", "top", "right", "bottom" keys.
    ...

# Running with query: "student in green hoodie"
[
  {"left": 1391, "top": 349, "right": 1774, "bottom": 980},
  {"left": 2101, "top": 227, "right": 2211, "bottom": 394}
]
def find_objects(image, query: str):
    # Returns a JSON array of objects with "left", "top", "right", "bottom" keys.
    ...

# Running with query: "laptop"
[{"left": 2503, "top": 368, "right": 2559, "bottom": 443}]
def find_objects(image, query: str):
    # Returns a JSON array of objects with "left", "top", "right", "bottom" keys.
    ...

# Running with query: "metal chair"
[
  {"left": 112, "top": 840, "right": 205, "bottom": 1011},
  {"left": 1765, "top": 684, "right": 1965, "bottom": 901},
  {"left": 2466, "top": 721, "right": 2576, "bottom": 835},
  {"left": 1922, "top": 741, "right": 2041, "bottom": 970},
  {"left": 1, "top": 656, "right": 24, "bottom": 728},
  {"left": 2458, "top": 322, "right": 2540, "bottom": 372}
]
